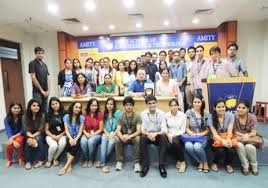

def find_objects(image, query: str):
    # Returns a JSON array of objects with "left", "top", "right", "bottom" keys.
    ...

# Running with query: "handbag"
[
  {"left": 181, "top": 134, "right": 207, "bottom": 143},
  {"left": 212, "top": 133, "right": 238, "bottom": 148},
  {"left": 237, "top": 133, "right": 264, "bottom": 149}
]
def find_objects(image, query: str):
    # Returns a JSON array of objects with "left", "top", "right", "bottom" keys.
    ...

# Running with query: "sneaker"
[
  {"left": 115, "top": 162, "right": 123, "bottom": 171},
  {"left": 33, "top": 161, "right": 43, "bottom": 169},
  {"left": 134, "top": 163, "right": 141, "bottom": 173},
  {"left": 25, "top": 162, "right": 32, "bottom": 170}
]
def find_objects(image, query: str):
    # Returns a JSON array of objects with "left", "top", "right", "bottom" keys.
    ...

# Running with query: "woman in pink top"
[{"left": 156, "top": 68, "right": 184, "bottom": 112}]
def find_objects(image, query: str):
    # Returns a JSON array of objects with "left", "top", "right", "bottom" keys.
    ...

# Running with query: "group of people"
[
  {"left": 54, "top": 43, "right": 247, "bottom": 111},
  {"left": 4, "top": 95, "right": 260, "bottom": 177},
  {"left": 4, "top": 44, "right": 260, "bottom": 178}
]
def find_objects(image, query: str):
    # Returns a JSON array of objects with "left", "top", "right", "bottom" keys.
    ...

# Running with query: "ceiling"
[{"left": 0, "top": 0, "right": 268, "bottom": 36}]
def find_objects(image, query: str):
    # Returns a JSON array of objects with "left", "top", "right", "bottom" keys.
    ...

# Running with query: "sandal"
[
  {"left": 58, "top": 168, "right": 67, "bottom": 176},
  {"left": 5, "top": 160, "right": 12, "bottom": 168},
  {"left": 211, "top": 163, "right": 218, "bottom": 172},
  {"left": 45, "top": 161, "right": 52, "bottom": 168},
  {"left": 67, "top": 166, "right": 72, "bottom": 173},
  {"left": 197, "top": 163, "right": 203, "bottom": 172},
  {"left": 175, "top": 161, "right": 180, "bottom": 169},
  {"left": 242, "top": 167, "right": 249, "bottom": 176},
  {"left": 102, "top": 166, "right": 111, "bottom": 173},
  {"left": 82, "top": 161, "right": 88, "bottom": 168},
  {"left": 226, "top": 165, "right": 234, "bottom": 173},
  {"left": 252, "top": 166, "right": 259, "bottom": 176},
  {"left": 95, "top": 161, "right": 102, "bottom": 168},
  {"left": 203, "top": 163, "right": 210, "bottom": 173},
  {"left": 178, "top": 161, "right": 187, "bottom": 173}
]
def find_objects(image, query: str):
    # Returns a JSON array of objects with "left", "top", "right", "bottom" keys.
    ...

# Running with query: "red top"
[{"left": 84, "top": 112, "right": 103, "bottom": 132}]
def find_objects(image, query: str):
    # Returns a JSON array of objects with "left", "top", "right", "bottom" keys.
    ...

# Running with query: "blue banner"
[
  {"left": 207, "top": 77, "right": 256, "bottom": 113},
  {"left": 78, "top": 33, "right": 217, "bottom": 52}
]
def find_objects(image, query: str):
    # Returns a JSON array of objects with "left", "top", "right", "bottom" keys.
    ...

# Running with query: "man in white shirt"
[{"left": 140, "top": 95, "right": 168, "bottom": 178}]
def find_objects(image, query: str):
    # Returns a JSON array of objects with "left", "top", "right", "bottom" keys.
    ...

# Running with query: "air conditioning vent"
[
  {"left": 194, "top": 9, "right": 214, "bottom": 15},
  {"left": 128, "top": 13, "right": 144, "bottom": 21},
  {"left": 62, "top": 18, "right": 81, "bottom": 24}
]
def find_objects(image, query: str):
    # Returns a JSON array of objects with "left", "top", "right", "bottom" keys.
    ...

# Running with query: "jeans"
[
  {"left": 24, "top": 135, "right": 45, "bottom": 162},
  {"left": 80, "top": 135, "right": 101, "bottom": 161},
  {"left": 100, "top": 134, "right": 115, "bottom": 164},
  {"left": 185, "top": 141, "right": 207, "bottom": 163},
  {"left": 33, "top": 91, "right": 48, "bottom": 113}
]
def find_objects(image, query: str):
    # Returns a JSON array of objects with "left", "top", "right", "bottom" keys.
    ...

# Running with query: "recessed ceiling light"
[
  {"left": 82, "top": 25, "right": 89, "bottom": 31},
  {"left": 192, "top": 18, "right": 200, "bottom": 24},
  {"left": 123, "top": 0, "right": 134, "bottom": 8},
  {"left": 136, "top": 23, "right": 142, "bottom": 28},
  {"left": 48, "top": 2, "right": 59, "bottom": 14},
  {"left": 164, "top": 0, "right": 175, "bottom": 6},
  {"left": 163, "top": 20, "right": 170, "bottom": 26},
  {"left": 109, "top": 24, "right": 115, "bottom": 30},
  {"left": 85, "top": 0, "right": 96, "bottom": 11}
]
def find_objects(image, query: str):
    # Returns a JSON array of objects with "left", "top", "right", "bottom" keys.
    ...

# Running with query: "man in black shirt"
[
  {"left": 140, "top": 52, "right": 158, "bottom": 82},
  {"left": 29, "top": 47, "right": 49, "bottom": 113}
]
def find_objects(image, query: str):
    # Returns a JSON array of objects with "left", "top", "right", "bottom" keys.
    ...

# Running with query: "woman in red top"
[{"left": 80, "top": 98, "right": 104, "bottom": 168}]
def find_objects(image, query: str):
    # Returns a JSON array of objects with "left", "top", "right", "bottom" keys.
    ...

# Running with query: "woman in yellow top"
[{"left": 115, "top": 61, "right": 130, "bottom": 95}]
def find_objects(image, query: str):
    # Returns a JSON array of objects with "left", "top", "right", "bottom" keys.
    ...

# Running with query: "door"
[{"left": 1, "top": 58, "right": 25, "bottom": 112}]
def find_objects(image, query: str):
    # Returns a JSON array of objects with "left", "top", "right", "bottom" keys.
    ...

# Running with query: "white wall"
[
  {"left": 237, "top": 20, "right": 268, "bottom": 102},
  {"left": 0, "top": 26, "right": 59, "bottom": 130}
]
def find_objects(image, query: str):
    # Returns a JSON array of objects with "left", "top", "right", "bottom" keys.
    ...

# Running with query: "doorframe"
[{"left": 0, "top": 39, "right": 25, "bottom": 110}]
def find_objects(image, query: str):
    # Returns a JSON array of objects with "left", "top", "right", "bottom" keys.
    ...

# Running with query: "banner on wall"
[
  {"left": 77, "top": 32, "right": 218, "bottom": 63},
  {"left": 207, "top": 77, "right": 256, "bottom": 113}
]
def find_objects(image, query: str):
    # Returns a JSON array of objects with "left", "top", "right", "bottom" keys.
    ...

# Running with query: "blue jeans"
[
  {"left": 80, "top": 135, "right": 101, "bottom": 161},
  {"left": 24, "top": 135, "right": 45, "bottom": 163},
  {"left": 100, "top": 134, "right": 115, "bottom": 164},
  {"left": 33, "top": 91, "right": 48, "bottom": 113},
  {"left": 185, "top": 141, "right": 207, "bottom": 163}
]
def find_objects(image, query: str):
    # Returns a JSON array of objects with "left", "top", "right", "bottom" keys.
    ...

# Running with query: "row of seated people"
[{"left": 4, "top": 95, "right": 261, "bottom": 178}]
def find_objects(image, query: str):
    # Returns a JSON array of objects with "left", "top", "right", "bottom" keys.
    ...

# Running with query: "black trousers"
[
  {"left": 66, "top": 139, "right": 80, "bottom": 157},
  {"left": 140, "top": 134, "right": 168, "bottom": 166},
  {"left": 212, "top": 147, "right": 235, "bottom": 166},
  {"left": 167, "top": 136, "right": 185, "bottom": 162}
]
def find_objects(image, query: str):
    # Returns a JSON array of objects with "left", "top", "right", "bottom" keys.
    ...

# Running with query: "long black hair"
[
  {"left": 68, "top": 102, "right": 82, "bottom": 125},
  {"left": 85, "top": 98, "right": 100, "bottom": 118},
  {"left": 26, "top": 99, "right": 42, "bottom": 122},
  {"left": 6, "top": 102, "right": 24, "bottom": 129},
  {"left": 47, "top": 97, "right": 65, "bottom": 120},
  {"left": 104, "top": 97, "right": 117, "bottom": 121},
  {"left": 128, "top": 60, "right": 138, "bottom": 75},
  {"left": 237, "top": 100, "right": 251, "bottom": 113},
  {"left": 192, "top": 94, "right": 206, "bottom": 130},
  {"left": 76, "top": 73, "right": 88, "bottom": 88},
  {"left": 212, "top": 98, "right": 226, "bottom": 130}
]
